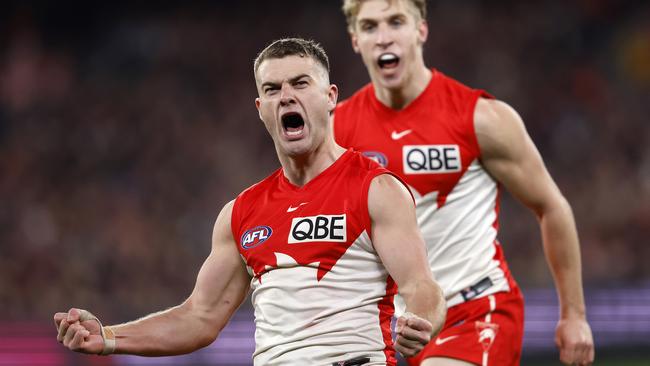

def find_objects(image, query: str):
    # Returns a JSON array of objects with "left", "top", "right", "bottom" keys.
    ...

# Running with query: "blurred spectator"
[{"left": 1, "top": 0, "right": 648, "bottom": 322}]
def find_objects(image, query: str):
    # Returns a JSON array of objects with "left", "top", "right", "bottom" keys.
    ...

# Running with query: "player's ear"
[
  {"left": 350, "top": 31, "right": 360, "bottom": 54},
  {"left": 327, "top": 84, "right": 339, "bottom": 111},
  {"left": 417, "top": 19, "right": 428, "bottom": 45},
  {"left": 255, "top": 98, "right": 262, "bottom": 119}
]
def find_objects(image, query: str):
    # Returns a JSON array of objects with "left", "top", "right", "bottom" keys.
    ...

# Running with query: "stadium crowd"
[{"left": 1, "top": 0, "right": 649, "bottom": 322}]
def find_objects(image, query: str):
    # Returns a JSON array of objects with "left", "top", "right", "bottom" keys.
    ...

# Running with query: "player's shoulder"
[
  {"left": 432, "top": 69, "right": 491, "bottom": 100},
  {"left": 236, "top": 168, "right": 282, "bottom": 201},
  {"left": 231, "top": 168, "right": 283, "bottom": 228},
  {"left": 474, "top": 98, "right": 525, "bottom": 139},
  {"left": 433, "top": 69, "right": 470, "bottom": 89}
]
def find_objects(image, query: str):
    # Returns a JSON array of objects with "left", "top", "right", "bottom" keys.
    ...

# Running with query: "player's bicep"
[
  {"left": 367, "top": 174, "right": 432, "bottom": 288},
  {"left": 187, "top": 201, "right": 250, "bottom": 329},
  {"left": 475, "top": 98, "right": 563, "bottom": 214}
]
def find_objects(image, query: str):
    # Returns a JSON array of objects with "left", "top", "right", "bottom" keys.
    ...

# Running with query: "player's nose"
[
  {"left": 279, "top": 83, "right": 296, "bottom": 106},
  {"left": 375, "top": 23, "right": 394, "bottom": 48}
]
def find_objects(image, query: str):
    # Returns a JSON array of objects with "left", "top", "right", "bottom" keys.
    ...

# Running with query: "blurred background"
[{"left": 1, "top": 0, "right": 649, "bottom": 365}]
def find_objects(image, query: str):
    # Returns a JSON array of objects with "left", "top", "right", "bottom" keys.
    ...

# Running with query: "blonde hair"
[{"left": 342, "top": 0, "right": 427, "bottom": 32}]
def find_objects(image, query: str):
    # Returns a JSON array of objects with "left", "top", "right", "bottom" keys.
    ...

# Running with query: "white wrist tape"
[{"left": 78, "top": 310, "right": 116, "bottom": 355}]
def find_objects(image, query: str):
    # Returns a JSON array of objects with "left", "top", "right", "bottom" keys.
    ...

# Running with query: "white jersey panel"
[
  {"left": 396, "top": 160, "right": 510, "bottom": 315},
  {"left": 251, "top": 231, "right": 390, "bottom": 366}
]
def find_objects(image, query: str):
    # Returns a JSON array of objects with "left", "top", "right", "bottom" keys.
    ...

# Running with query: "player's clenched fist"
[
  {"left": 556, "top": 317, "right": 595, "bottom": 366},
  {"left": 394, "top": 312, "right": 434, "bottom": 357},
  {"left": 53, "top": 308, "right": 114, "bottom": 355}
]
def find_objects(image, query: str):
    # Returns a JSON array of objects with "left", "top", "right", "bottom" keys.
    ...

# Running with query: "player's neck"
[
  {"left": 279, "top": 137, "right": 346, "bottom": 187},
  {"left": 374, "top": 66, "right": 431, "bottom": 110}
]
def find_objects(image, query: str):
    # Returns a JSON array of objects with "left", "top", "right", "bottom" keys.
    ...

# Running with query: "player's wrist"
[
  {"left": 78, "top": 309, "right": 116, "bottom": 355},
  {"left": 560, "top": 304, "right": 587, "bottom": 320},
  {"left": 100, "top": 325, "right": 116, "bottom": 355}
]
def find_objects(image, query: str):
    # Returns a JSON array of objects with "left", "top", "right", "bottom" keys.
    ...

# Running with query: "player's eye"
[
  {"left": 294, "top": 80, "right": 309, "bottom": 88},
  {"left": 264, "top": 86, "right": 279, "bottom": 95},
  {"left": 389, "top": 17, "right": 404, "bottom": 27},
  {"left": 360, "top": 22, "right": 376, "bottom": 32}
]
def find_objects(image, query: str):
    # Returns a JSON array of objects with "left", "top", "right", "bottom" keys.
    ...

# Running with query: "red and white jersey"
[
  {"left": 231, "top": 150, "right": 397, "bottom": 366},
  {"left": 334, "top": 70, "right": 515, "bottom": 309}
]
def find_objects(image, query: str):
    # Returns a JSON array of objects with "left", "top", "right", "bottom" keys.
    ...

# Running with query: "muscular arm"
[
  {"left": 475, "top": 98, "right": 594, "bottom": 364},
  {"left": 55, "top": 200, "right": 251, "bottom": 356},
  {"left": 368, "top": 174, "right": 446, "bottom": 356}
]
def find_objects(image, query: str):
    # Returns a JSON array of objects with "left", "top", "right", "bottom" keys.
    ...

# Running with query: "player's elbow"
[
  {"left": 187, "top": 318, "right": 221, "bottom": 351},
  {"left": 196, "top": 331, "right": 218, "bottom": 349},
  {"left": 178, "top": 301, "right": 222, "bottom": 350},
  {"left": 531, "top": 191, "right": 574, "bottom": 222}
]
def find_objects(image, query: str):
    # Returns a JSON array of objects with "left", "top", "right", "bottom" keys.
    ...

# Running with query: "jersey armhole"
[
  {"left": 361, "top": 170, "right": 414, "bottom": 241},
  {"left": 230, "top": 196, "right": 243, "bottom": 247},
  {"left": 467, "top": 90, "right": 494, "bottom": 157}
]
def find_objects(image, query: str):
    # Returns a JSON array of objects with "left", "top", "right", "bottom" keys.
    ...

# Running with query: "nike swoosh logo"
[
  {"left": 391, "top": 129, "right": 412, "bottom": 140},
  {"left": 287, "top": 203, "right": 308, "bottom": 212},
  {"left": 434, "top": 335, "right": 460, "bottom": 345}
]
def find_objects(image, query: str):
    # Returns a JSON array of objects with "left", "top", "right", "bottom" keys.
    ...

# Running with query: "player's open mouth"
[
  {"left": 377, "top": 53, "right": 399, "bottom": 69},
  {"left": 281, "top": 112, "right": 305, "bottom": 138}
]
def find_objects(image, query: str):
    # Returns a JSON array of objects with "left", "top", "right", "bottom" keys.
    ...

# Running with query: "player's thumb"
[
  {"left": 66, "top": 308, "right": 82, "bottom": 323},
  {"left": 396, "top": 316, "right": 407, "bottom": 334},
  {"left": 396, "top": 312, "right": 414, "bottom": 333}
]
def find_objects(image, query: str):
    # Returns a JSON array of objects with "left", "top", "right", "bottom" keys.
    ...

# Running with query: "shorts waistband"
[
  {"left": 332, "top": 356, "right": 370, "bottom": 366},
  {"left": 447, "top": 277, "right": 493, "bottom": 307}
]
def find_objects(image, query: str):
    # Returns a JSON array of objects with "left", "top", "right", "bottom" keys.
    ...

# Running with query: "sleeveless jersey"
[
  {"left": 231, "top": 150, "right": 397, "bottom": 366},
  {"left": 334, "top": 70, "right": 516, "bottom": 309}
]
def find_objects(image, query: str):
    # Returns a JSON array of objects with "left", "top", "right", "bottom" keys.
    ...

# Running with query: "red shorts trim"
[{"left": 407, "top": 288, "right": 524, "bottom": 366}]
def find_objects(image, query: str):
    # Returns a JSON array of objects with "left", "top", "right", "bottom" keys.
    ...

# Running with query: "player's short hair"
[
  {"left": 342, "top": 0, "right": 427, "bottom": 32},
  {"left": 254, "top": 38, "right": 330, "bottom": 77}
]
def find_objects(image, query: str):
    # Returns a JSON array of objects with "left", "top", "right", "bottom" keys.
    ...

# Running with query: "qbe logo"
[
  {"left": 288, "top": 214, "right": 347, "bottom": 243},
  {"left": 403, "top": 145, "right": 461, "bottom": 174},
  {"left": 241, "top": 226, "right": 273, "bottom": 249}
]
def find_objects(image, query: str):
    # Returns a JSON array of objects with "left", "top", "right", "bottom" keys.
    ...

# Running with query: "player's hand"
[
  {"left": 394, "top": 312, "right": 433, "bottom": 357},
  {"left": 555, "top": 317, "right": 594, "bottom": 366},
  {"left": 54, "top": 308, "right": 105, "bottom": 354}
]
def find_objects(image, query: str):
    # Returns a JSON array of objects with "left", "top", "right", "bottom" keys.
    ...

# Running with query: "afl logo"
[
  {"left": 241, "top": 226, "right": 273, "bottom": 250},
  {"left": 362, "top": 151, "right": 388, "bottom": 167}
]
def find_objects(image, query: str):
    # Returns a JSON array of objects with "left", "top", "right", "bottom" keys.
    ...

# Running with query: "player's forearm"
[
  {"left": 400, "top": 278, "right": 446, "bottom": 335},
  {"left": 108, "top": 301, "right": 219, "bottom": 356},
  {"left": 538, "top": 197, "right": 586, "bottom": 319}
]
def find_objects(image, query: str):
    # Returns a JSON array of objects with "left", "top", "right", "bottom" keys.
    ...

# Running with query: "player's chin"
[
  {"left": 282, "top": 140, "right": 312, "bottom": 157},
  {"left": 376, "top": 70, "right": 404, "bottom": 89},
  {"left": 380, "top": 80, "right": 405, "bottom": 94}
]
